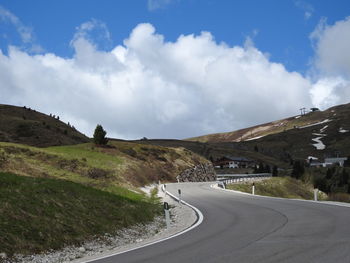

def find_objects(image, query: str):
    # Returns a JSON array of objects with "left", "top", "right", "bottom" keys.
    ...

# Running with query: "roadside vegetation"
[
  {"left": 306, "top": 166, "right": 350, "bottom": 203},
  {"left": 227, "top": 177, "right": 326, "bottom": 200},
  {"left": 227, "top": 164, "right": 350, "bottom": 203},
  {"left": 0, "top": 172, "right": 161, "bottom": 258},
  {"left": 0, "top": 140, "right": 206, "bottom": 193}
]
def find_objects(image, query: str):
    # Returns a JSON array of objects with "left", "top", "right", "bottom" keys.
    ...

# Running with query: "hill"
[
  {"left": 0, "top": 140, "right": 208, "bottom": 191},
  {"left": 188, "top": 103, "right": 350, "bottom": 144},
  {"left": 0, "top": 105, "right": 211, "bottom": 259},
  {"left": 186, "top": 103, "right": 350, "bottom": 162},
  {"left": 0, "top": 104, "right": 89, "bottom": 147},
  {"left": 133, "top": 139, "right": 288, "bottom": 169}
]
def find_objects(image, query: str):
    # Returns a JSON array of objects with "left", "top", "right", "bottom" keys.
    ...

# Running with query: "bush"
[
  {"left": 86, "top": 168, "right": 109, "bottom": 179},
  {"left": 93, "top": 125, "right": 108, "bottom": 145}
]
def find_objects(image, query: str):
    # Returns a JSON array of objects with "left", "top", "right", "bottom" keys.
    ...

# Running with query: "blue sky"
[
  {"left": 1, "top": 0, "right": 350, "bottom": 139},
  {"left": 1, "top": 0, "right": 349, "bottom": 72}
]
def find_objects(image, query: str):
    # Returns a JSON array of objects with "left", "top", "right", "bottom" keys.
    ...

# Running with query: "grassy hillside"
[
  {"left": 227, "top": 177, "right": 325, "bottom": 200},
  {"left": 0, "top": 140, "right": 207, "bottom": 193},
  {"left": 0, "top": 104, "right": 89, "bottom": 147},
  {"left": 0, "top": 172, "right": 160, "bottom": 257},
  {"left": 135, "top": 139, "right": 289, "bottom": 169}
]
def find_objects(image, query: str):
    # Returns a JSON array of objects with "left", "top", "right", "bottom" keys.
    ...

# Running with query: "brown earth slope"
[{"left": 0, "top": 104, "right": 89, "bottom": 147}]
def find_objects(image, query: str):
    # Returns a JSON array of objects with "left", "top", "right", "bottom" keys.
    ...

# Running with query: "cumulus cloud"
[
  {"left": 310, "top": 17, "right": 350, "bottom": 76},
  {"left": 309, "top": 17, "right": 350, "bottom": 108},
  {"left": 1, "top": 22, "right": 316, "bottom": 139},
  {"left": 1, "top": 9, "right": 350, "bottom": 139}
]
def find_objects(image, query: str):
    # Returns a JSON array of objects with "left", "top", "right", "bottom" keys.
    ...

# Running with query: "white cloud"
[
  {"left": 148, "top": 0, "right": 173, "bottom": 11},
  {"left": 310, "top": 77, "right": 349, "bottom": 109},
  {"left": 309, "top": 17, "right": 350, "bottom": 108},
  {"left": 0, "top": 5, "right": 43, "bottom": 52},
  {"left": 1, "top": 22, "right": 316, "bottom": 139},
  {"left": 310, "top": 17, "right": 350, "bottom": 77}
]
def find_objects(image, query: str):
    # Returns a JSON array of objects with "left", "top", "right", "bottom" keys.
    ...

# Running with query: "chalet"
[{"left": 214, "top": 156, "right": 255, "bottom": 169}]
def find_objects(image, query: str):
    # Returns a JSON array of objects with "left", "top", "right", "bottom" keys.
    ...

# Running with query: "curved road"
[{"left": 91, "top": 182, "right": 350, "bottom": 263}]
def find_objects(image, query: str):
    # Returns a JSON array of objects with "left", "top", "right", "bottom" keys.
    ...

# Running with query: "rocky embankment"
[{"left": 177, "top": 163, "right": 216, "bottom": 182}]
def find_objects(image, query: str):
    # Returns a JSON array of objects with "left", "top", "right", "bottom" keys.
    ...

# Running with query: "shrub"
[{"left": 93, "top": 125, "right": 108, "bottom": 145}]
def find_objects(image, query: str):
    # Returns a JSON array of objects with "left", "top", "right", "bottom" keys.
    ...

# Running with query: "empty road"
[{"left": 90, "top": 182, "right": 350, "bottom": 263}]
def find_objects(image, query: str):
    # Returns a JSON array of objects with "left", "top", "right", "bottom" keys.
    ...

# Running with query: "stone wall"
[{"left": 177, "top": 163, "right": 216, "bottom": 182}]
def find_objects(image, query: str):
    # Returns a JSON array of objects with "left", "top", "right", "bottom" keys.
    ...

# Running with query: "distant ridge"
[
  {"left": 0, "top": 104, "right": 89, "bottom": 147},
  {"left": 187, "top": 103, "right": 350, "bottom": 143}
]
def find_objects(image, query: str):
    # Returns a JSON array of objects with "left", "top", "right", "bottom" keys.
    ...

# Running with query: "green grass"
[
  {"left": 0, "top": 172, "right": 161, "bottom": 257},
  {"left": 227, "top": 177, "right": 326, "bottom": 200},
  {"left": 46, "top": 143, "right": 123, "bottom": 168},
  {"left": 0, "top": 140, "right": 208, "bottom": 190}
]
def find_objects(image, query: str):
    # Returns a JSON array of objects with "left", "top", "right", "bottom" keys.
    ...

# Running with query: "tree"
[
  {"left": 93, "top": 124, "right": 108, "bottom": 145},
  {"left": 291, "top": 160, "right": 304, "bottom": 179},
  {"left": 272, "top": 165, "right": 278, "bottom": 177},
  {"left": 264, "top": 164, "right": 271, "bottom": 173}
]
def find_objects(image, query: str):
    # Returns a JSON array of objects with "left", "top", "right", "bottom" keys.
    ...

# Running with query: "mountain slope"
[
  {"left": 188, "top": 103, "right": 350, "bottom": 143},
  {"left": 0, "top": 104, "right": 89, "bottom": 147},
  {"left": 223, "top": 103, "right": 350, "bottom": 162}
]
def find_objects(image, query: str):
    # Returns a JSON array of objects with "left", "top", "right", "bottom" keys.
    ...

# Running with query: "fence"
[{"left": 216, "top": 173, "right": 272, "bottom": 188}]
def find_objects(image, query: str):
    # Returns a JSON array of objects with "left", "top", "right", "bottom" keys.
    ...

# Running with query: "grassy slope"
[
  {"left": 0, "top": 140, "right": 207, "bottom": 193},
  {"left": 0, "top": 172, "right": 161, "bottom": 257},
  {"left": 0, "top": 104, "right": 89, "bottom": 147},
  {"left": 227, "top": 177, "right": 325, "bottom": 200},
  {"left": 135, "top": 139, "right": 288, "bottom": 169}
]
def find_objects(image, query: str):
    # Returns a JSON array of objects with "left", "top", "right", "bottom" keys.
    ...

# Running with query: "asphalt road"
[{"left": 91, "top": 182, "right": 350, "bottom": 263}]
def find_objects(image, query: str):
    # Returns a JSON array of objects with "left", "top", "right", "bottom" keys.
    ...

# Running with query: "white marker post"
[
  {"left": 164, "top": 184, "right": 167, "bottom": 197},
  {"left": 164, "top": 202, "right": 170, "bottom": 229},
  {"left": 178, "top": 189, "right": 182, "bottom": 204},
  {"left": 252, "top": 182, "right": 255, "bottom": 195},
  {"left": 314, "top": 188, "right": 318, "bottom": 201}
]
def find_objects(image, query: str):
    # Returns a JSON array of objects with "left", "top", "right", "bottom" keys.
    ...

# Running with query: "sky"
[{"left": 1, "top": 0, "right": 350, "bottom": 139}]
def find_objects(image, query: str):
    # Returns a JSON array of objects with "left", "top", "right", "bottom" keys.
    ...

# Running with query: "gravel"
[{"left": 6, "top": 185, "right": 197, "bottom": 263}]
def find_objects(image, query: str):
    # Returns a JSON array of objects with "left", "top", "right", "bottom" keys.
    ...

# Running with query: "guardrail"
[{"left": 216, "top": 173, "right": 272, "bottom": 189}]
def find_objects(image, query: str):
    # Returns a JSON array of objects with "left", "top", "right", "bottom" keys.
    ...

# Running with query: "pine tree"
[
  {"left": 272, "top": 165, "right": 278, "bottom": 177},
  {"left": 291, "top": 161, "right": 304, "bottom": 179},
  {"left": 93, "top": 125, "right": 108, "bottom": 145},
  {"left": 344, "top": 157, "right": 350, "bottom": 167}
]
